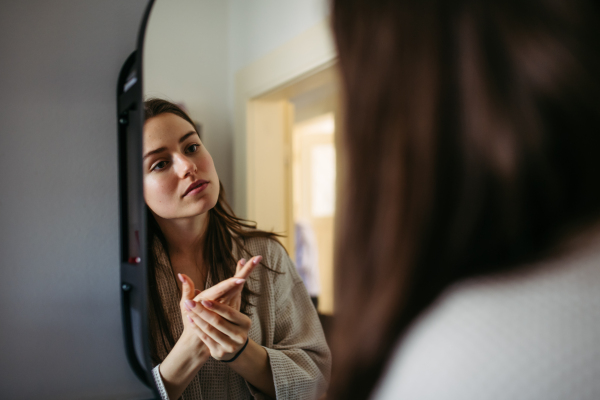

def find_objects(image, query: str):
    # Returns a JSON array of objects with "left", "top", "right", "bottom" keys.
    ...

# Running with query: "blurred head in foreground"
[{"left": 329, "top": 0, "right": 600, "bottom": 398}]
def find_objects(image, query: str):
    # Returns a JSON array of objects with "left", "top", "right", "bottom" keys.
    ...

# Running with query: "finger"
[
  {"left": 235, "top": 258, "right": 246, "bottom": 274},
  {"left": 234, "top": 255, "right": 262, "bottom": 280},
  {"left": 195, "top": 289, "right": 201, "bottom": 296},
  {"left": 178, "top": 273, "right": 196, "bottom": 301},
  {"left": 214, "top": 279, "right": 244, "bottom": 305},
  {"left": 185, "top": 313, "right": 197, "bottom": 329},
  {"left": 187, "top": 310, "right": 239, "bottom": 353},
  {"left": 199, "top": 330, "right": 230, "bottom": 361},
  {"left": 199, "top": 300, "right": 251, "bottom": 331},
  {"left": 194, "top": 277, "right": 245, "bottom": 302},
  {"left": 185, "top": 313, "right": 213, "bottom": 344},
  {"left": 187, "top": 301, "right": 246, "bottom": 340},
  {"left": 190, "top": 320, "right": 220, "bottom": 355}
]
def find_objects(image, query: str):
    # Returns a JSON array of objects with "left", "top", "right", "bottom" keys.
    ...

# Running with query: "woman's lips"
[{"left": 183, "top": 180, "right": 209, "bottom": 197}]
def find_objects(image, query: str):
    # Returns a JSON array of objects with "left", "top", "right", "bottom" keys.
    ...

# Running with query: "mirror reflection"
[{"left": 142, "top": 0, "right": 336, "bottom": 398}]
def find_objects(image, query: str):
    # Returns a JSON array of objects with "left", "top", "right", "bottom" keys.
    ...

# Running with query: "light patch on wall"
[
  {"left": 303, "top": 116, "right": 335, "bottom": 135},
  {"left": 311, "top": 143, "right": 336, "bottom": 217}
]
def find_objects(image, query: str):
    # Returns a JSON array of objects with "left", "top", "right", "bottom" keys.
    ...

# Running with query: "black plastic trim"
[{"left": 116, "top": 0, "right": 158, "bottom": 397}]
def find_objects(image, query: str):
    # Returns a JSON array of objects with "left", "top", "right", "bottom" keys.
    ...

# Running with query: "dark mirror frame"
[{"left": 116, "top": 0, "right": 157, "bottom": 395}]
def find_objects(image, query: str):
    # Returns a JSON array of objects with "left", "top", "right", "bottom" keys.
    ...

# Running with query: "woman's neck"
[{"left": 154, "top": 211, "right": 210, "bottom": 262}]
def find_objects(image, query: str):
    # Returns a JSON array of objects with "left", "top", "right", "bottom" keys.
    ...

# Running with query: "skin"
[{"left": 143, "top": 113, "right": 276, "bottom": 399}]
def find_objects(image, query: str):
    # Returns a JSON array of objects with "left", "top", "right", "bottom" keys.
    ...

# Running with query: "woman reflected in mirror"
[
  {"left": 329, "top": 0, "right": 600, "bottom": 399},
  {"left": 142, "top": 98, "right": 330, "bottom": 400}
]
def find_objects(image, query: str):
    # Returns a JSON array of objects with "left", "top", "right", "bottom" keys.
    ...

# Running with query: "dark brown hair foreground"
[
  {"left": 329, "top": 0, "right": 600, "bottom": 398},
  {"left": 143, "top": 98, "right": 281, "bottom": 364}
]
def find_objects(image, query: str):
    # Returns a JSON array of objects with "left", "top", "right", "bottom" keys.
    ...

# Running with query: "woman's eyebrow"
[
  {"left": 143, "top": 147, "right": 166, "bottom": 160},
  {"left": 143, "top": 131, "right": 198, "bottom": 160},
  {"left": 179, "top": 131, "right": 197, "bottom": 143}
]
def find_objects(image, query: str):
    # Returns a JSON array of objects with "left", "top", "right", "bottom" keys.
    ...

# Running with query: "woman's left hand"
[
  {"left": 192, "top": 255, "right": 262, "bottom": 311},
  {"left": 184, "top": 298, "right": 252, "bottom": 361}
]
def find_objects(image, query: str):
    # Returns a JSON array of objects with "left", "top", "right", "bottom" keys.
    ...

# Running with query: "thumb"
[{"left": 178, "top": 273, "right": 196, "bottom": 300}]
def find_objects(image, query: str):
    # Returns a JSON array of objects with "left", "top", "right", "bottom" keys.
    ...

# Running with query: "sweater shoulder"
[{"left": 240, "top": 235, "right": 292, "bottom": 274}]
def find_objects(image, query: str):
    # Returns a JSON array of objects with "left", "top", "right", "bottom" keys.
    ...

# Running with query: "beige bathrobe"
[{"left": 151, "top": 236, "right": 331, "bottom": 400}]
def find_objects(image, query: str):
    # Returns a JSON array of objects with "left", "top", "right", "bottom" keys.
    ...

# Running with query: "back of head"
[{"left": 330, "top": 0, "right": 600, "bottom": 398}]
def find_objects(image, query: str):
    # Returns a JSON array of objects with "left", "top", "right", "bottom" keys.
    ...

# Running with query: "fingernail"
[
  {"left": 187, "top": 315, "right": 194, "bottom": 324},
  {"left": 185, "top": 300, "right": 196, "bottom": 309},
  {"left": 236, "top": 279, "right": 246, "bottom": 285},
  {"left": 253, "top": 256, "right": 262, "bottom": 265},
  {"left": 178, "top": 273, "right": 185, "bottom": 284},
  {"left": 239, "top": 258, "right": 246, "bottom": 266},
  {"left": 201, "top": 300, "right": 213, "bottom": 308}
]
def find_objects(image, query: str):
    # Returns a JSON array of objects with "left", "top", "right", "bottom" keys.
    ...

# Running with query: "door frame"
[{"left": 232, "top": 19, "right": 337, "bottom": 236}]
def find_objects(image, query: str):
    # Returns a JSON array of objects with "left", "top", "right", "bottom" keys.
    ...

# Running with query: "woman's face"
[{"left": 143, "top": 112, "right": 219, "bottom": 221}]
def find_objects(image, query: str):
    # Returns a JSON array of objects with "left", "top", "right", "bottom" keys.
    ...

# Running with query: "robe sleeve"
[{"left": 151, "top": 364, "right": 171, "bottom": 400}]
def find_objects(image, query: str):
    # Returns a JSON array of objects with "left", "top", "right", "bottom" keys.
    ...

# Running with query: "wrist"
[
  {"left": 162, "top": 331, "right": 208, "bottom": 376},
  {"left": 180, "top": 328, "right": 210, "bottom": 361},
  {"left": 226, "top": 339, "right": 276, "bottom": 398},
  {"left": 221, "top": 337, "right": 249, "bottom": 363},
  {"left": 157, "top": 329, "right": 210, "bottom": 400}
]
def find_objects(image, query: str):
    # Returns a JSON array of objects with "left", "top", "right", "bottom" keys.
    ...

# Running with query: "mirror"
[
  {"left": 134, "top": 0, "right": 339, "bottom": 398},
  {"left": 116, "top": 0, "right": 157, "bottom": 396}
]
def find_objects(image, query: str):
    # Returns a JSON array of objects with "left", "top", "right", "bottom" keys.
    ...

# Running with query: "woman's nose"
[{"left": 173, "top": 154, "right": 197, "bottom": 178}]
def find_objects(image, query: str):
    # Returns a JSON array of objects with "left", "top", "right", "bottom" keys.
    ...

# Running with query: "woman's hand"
[
  {"left": 157, "top": 274, "right": 210, "bottom": 400},
  {"left": 184, "top": 297, "right": 276, "bottom": 398},
  {"left": 184, "top": 299, "right": 252, "bottom": 361},
  {"left": 193, "top": 255, "right": 263, "bottom": 311},
  {"left": 177, "top": 274, "right": 210, "bottom": 354},
  {"left": 181, "top": 256, "right": 276, "bottom": 398},
  {"left": 177, "top": 255, "right": 260, "bottom": 356}
]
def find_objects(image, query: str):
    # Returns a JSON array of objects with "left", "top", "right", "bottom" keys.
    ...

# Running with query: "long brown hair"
[
  {"left": 143, "top": 98, "right": 282, "bottom": 364},
  {"left": 329, "top": 0, "right": 600, "bottom": 398}
]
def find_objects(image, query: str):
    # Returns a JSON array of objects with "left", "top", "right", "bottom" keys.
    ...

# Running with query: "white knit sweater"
[{"left": 373, "top": 229, "right": 600, "bottom": 400}]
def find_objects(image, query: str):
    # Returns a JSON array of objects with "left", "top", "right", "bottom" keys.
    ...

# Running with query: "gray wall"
[
  {"left": 0, "top": 1, "right": 332, "bottom": 397},
  {"left": 0, "top": 1, "right": 153, "bottom": 398}
]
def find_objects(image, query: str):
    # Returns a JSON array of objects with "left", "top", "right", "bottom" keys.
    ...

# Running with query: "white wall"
[
  {"left": 0, "top": 1, "right": 152, "bottom": 398},
  {"left": 228, "top": 0, "right": 330, "bottom": 73},
  {"left": 144, "top": 0, "right": 233, "bottom": 200}
]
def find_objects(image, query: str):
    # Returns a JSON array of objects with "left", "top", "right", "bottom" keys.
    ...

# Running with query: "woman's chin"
[
  {"left": 150, "top": 194, "right": 219, "bottom": 221},
  {"left": 182, "top": 200, "right": 217, "bottom": 219}
]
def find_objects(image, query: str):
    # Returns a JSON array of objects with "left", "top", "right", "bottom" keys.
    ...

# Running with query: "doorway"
[
  {"left": 292, "top": 113, "right": 336, "bottom": 315},
  {"left": 245, "top": 65, "right": 340, "bottom": 315}
]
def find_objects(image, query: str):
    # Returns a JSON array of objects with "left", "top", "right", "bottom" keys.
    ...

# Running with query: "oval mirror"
[{"left": 120, "top": 1, "right": 340, "bottom": 397}]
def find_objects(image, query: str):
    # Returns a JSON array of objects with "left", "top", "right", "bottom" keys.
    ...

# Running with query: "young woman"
[
  {"left": 329, "top": 0, "right": 600, "bottom": 399},
  {"left": 142, "top": 98, "right": 330, "bottom": 400}
]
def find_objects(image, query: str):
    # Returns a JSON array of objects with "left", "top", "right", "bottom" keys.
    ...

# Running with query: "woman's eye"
[
  {"left": 152, "top": 161, "right": 168, "bottom": 171},
  {"left": 187, "top": 144, "right": 200, "bottom": 153}
]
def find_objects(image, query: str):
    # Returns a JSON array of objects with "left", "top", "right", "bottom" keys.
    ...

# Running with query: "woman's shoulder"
[
  {"left": 373, "top": 237, "right": 600, "bottom": 400},
  {"left": 239, "top": 234, "right": 292, "bottom": 274},
  {"left": 238, "top": 234, "right": 305, "bottom": 306}
]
